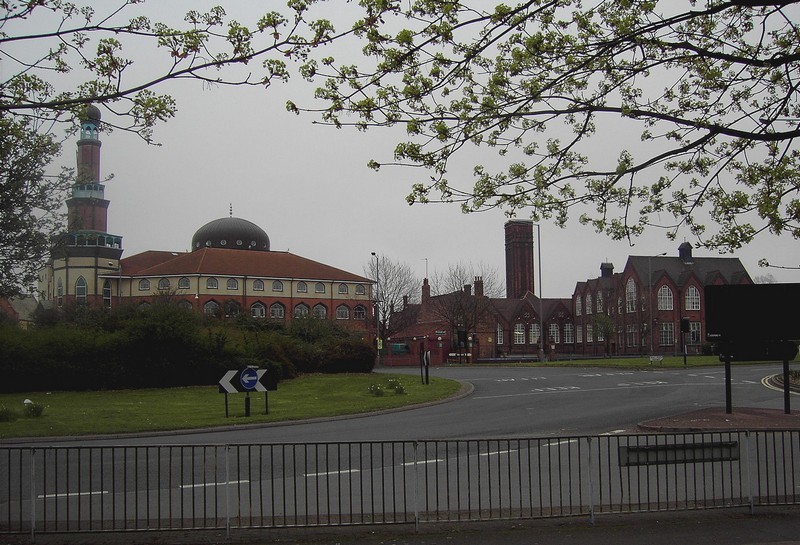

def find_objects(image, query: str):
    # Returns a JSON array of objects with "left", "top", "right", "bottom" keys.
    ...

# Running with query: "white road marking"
[
  {"left": 402, "top": 459, "right": 443, "bottom": 466},
  {"left": 179, "top": 480, "right": 250, "bottom": 489},
  {"left": 38, "top": 490, "right": 108, "bottom": 499},
  {"left": 481, "top": 449, "right": 519, "bottom": 457},
  {"left": 303, "top": 469, "right": 360, "bottom": 478}
]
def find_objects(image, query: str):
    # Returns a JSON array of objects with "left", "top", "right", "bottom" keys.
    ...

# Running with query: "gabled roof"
[
  {"left": 116, "top": 248, "right": 371, "bottom": 283},
  {"left": 627, "top": 255, "right": 751, "bottom": 287}
]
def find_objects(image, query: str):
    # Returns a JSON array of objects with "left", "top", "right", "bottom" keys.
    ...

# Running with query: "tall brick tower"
[
  {"left": 505, "top": 220, "right": 535, "bottom": 299},
  {"left": 39, "top": 105, "right": 123, "bottom": 307}
]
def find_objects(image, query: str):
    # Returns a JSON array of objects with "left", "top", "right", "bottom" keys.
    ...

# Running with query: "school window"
[
  {"left": 657, "top": 285, "right": 674, "bottom": 310},
  {"left": 685, "top": 285, "right": 701, "bottom": 310},
  {"left": 513, "top": 323, "right": 525, "bottom": 344},
  {"left": 660, "top": 322, "right": 675, "bottom": 346}
]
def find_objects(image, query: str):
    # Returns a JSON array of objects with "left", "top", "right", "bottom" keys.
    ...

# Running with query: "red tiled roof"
[{"left": 120, "top": 248, "right": 371, "bottom": 283}]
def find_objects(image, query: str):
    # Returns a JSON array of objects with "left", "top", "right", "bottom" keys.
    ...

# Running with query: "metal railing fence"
[{"left": 1, "top": 431, "right": 797, "bottom": 537}]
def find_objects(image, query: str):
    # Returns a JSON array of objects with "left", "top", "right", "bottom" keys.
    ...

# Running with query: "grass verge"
[{"left": 0, "top": 373, "right": 462, "bottom": 439}]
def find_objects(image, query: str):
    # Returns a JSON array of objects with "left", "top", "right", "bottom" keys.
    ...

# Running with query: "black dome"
[
  {"left": 81, "top": 104, "right": 102, "bottom": 126},
  {"left": 191, "top": 217, "right": 270, "bottom": 252}
]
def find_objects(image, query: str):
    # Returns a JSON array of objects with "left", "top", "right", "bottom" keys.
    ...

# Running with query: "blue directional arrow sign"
[{"left": 240, "top": 367, "right": 259, "bottom": 391}]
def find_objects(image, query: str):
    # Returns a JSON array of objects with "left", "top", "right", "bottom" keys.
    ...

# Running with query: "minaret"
[
  {"left": 40, "top": 105, "right": 123, "bottom": 307},
  {"left": 505, "top": 220, "right": 535, "bottom": 299}
]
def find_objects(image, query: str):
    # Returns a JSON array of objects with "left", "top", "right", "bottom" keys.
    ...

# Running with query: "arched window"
[
  {"left": 158, "top": 278, "right": 170, "bottom": 290},
  {"left": 529, "top": 323, "right": 541, "bottom": 344},
  {"left": 270, "top": 302, "right": 286, "bottom": 319},
  {"left": 138, "top": 279, "right": 150, "bottom": 291},
  {"left": 178, "top": 277, "right": 190, "bottom": 290},
  {"left": 596, "top": 292, "right": 604, "bottom": 313},
  {"left": 315, "top": 282, "right": 326, "bottom": 294},
  {"left": 657, "top": 285, "right": 674, "bottom": 310},
  {"left": 204, "top": 300, "right": 220, "bottom": 316},
  {"left": 336, "top": 305, "right": 350, "bottom": 319},
  {"left": 313, "top": 304, "right": 327, "bottom": 319},
  {"left": 253, "top": 279, "right": 265, "bottom": 291},
  {"left": 297, "top": 281, "right": 308, "bottom": 293},
  {"left": 138, "top": 301, "right": 151, "bottom": 310},
  {"left": 272, "top": 280, "right": 283, "bottom": 292},
  {"left": 575, "top": 296, "right": 582, "bottom": 316},
  {"left": 513, "top": 323, "right": 525, "bottom": 344},
  {"left": 206, "top": 277, "right": 218, "bottom": 289},
  {"left": 224, "top": 300, "right": 241, "bottom": 317},
  {"left": 585, "top": 293, "right": 592, "bottom": 314},
  {"left": 625, "top": 278, "right": 637, "bottom": 313},
  {"left": 294, "top": 303, "right": 310, "bottom": 318},
  {"left": 227, "top": 278, "right": 239, "bottom": 290},
  {"left": 353, "top": 305, "right": 367, "bottom": 320},
  {"left": 178, "top": 300, "right": 192, "bottom": 311},
  {"left": 251, "top": 302, "right": 266, "bottom": 318},
  {"left": 549, "top": 323, "right": 560, "bottom": 343},
  {"left": 57, "top": 278, "right": 63, "bottom": 307},
  {"left": 75, "top": 276, "right": 87, "bottom": 305},
  {"left": 685, "top": 285, "right": 701, "bottom": 310},
  {"left": 102, "top": 280, "right": 112, "bottom": 308},
  {"left": 355, "top": 284, "right": 366, "bottom": 295},
  {"left": 338, "top": 283, "right": 349, "bottom": 294}
]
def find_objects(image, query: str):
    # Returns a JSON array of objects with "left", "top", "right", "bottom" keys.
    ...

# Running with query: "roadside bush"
[
  {"left": 23, "top": 402, "right": 44, "bottom": 418},
  {"left": 318, "top": 337, "right": 376, "bottom": 374}
]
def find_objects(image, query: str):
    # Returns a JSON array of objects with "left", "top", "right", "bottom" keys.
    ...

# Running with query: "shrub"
[
  {"left": 368, "top": 383, "right": 384, "bottom": 396},
  {"left": 387, "top": 378, "right": 406, "bottom": 394},
  {"left": 23, "top": 402, "right": 44, "bottom": 418},
  {"left": 0, "top": 405, "right": 14, "bottom": 422}
]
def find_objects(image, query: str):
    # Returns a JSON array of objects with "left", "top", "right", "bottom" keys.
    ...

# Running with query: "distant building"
[
  {"left": 572, "top": 243, "right": 753, "bottom": 357},
  {"left": 0, "top": 296, "right": 38, "bottom": 328},
  {"left": 38, "top": 107, "right": 374, "bottom": 334},
  {"left": 386, "top": 221, "right": 573, "bottom": 365},
  {"left": 386, "top": 222, "right": 754, "bottom": 365}
]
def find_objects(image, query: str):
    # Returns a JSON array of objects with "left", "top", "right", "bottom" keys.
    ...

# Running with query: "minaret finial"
[{"left": 229, "top": 203, "right": 233, "bottom": 218}]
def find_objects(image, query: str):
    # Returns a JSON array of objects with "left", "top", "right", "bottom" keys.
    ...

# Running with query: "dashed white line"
[
  {"left": 304, "top": 469, "right": 360, "bottom": 478},
  {"left": 38, "top": 490, "right": 108, "bottom": 499},
  {"left": 179, "top": 480, "right": 250, "bottom": 489}
]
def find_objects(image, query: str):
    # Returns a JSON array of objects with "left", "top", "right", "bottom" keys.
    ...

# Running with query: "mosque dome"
[
  {"left": 191, "top": 217, "right": 271, "bottom": 252},
  {"left": 81, "top": 104, "right": 102, "bottom": 126}
]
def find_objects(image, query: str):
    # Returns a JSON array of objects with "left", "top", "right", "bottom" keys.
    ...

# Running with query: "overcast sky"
[{"left": 22, "top": 2, "right": 800, "bottom": 297}]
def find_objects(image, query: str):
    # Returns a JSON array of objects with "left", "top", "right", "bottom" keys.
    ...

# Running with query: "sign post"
[{"left": 218, "top": 367, "right": 279, "bottom": 417}]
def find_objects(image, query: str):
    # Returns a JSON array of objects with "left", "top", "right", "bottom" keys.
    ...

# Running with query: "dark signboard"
[{"left": 705, "top": 283, "right": 800, "bottom": 361}]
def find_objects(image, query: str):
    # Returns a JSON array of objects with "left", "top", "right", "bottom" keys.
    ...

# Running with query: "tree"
[
  {"left": 0, "top": 0, "right": 350, "bottom": 294},
  {"left": 297, "top": 1, "right": 800, "bottom": 252},
  {"left": 0, "top": 115, "right": 70, "bottom": 297},
  {"left": 364, "top": 254, "right": 420, "bottom": 341},
  {"left": 427, "top": 262, "right": 501, "bottom": 347}
]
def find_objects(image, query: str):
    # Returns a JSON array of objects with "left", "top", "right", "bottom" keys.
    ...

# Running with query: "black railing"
[{"left": 1, "top": 431, "right": 798, "bottom": 538}]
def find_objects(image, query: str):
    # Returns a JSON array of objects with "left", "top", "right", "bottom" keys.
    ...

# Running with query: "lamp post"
[
  {"left": 648, "top": 252, "right": 667, "bottom": 356},
  {"left": 533, "top": 224, "right": 545, "bottom": 362},
  {"left": 371, "top": 252, "right": 381, "bottom": 367}
]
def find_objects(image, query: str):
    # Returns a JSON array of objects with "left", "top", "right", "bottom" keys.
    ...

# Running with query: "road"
[{"left": 10, "top": 362, "right": 789, "bottom": 446}]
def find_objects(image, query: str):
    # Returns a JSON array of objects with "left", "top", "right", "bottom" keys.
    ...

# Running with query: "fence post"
[
  {"left": 225, "top": 445, "right": 231, "bottom": 539},
  {"left": 29, "top": 448, "right": 36, "bottom": 544},
  {"left": 744, "top": 432, "right": 754, "bottom": 514},
  {"left": 586, "top": 437, "right": 595, "bottom": 524},
  {"left": 413, "top": 441, "right": 419, "bottom": 533}
]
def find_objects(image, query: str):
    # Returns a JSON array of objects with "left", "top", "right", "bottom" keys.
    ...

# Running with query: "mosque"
[{"left": 37, "top": 107, "right": 374, "bottom": 333}]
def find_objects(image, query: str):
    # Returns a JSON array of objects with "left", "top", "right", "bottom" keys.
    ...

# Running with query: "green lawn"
[{"left": 0, "top": 373, "right": 462, "bottom": 439}]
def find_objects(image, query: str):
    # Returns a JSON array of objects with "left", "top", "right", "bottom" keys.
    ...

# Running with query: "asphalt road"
[{"left": 19, "top": 362, "right": 790, "bottom": 446}]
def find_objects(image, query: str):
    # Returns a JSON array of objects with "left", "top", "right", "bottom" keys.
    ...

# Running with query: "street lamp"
[
  {"left": 371, "top": 252, "right": 381, "bottom": 367},
  {"left": 533, "top": 224, "right": 545, "bottom": 362},
  {"left": 648, "top": 252, "right": 667, "bottom": 356}
]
